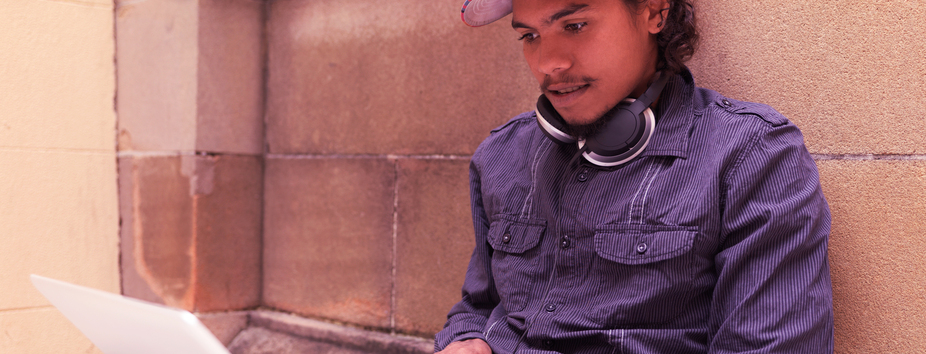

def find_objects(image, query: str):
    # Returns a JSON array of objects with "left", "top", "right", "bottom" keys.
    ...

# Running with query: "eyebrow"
[{"left": 512, "top": 3, "right": 590, "bottom": 30}]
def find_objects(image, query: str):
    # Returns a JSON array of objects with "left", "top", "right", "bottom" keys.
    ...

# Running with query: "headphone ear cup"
[
  {"left": 582, "top": 98, "right": 655, "bottom": 167},
  {"left": 534, "top": 71, "right": 667, "bottom": 167},
  {"left": 535, "top": 95, "right": 577, "bottom": 144}
]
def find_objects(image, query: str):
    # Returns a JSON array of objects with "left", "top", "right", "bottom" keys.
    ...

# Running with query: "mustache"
[{"left": 541, "top": 74, "right": 597, "bottom": 91}]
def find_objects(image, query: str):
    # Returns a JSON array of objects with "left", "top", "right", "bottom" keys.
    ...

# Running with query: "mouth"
[
  {"left": 548, "top": 84, "right": 588, "bottom": 95},
  {"left": 543, "top": 83, "right": 591, "bottom": 110},
  {"left": 540, "top": 75, "right": 598, "bottom": 117},
  {"left": 545, "top": 80, "right": 590, "bottom": 94}
]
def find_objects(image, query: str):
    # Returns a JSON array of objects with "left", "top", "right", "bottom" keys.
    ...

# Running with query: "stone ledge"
[{"left": 228, "top": 310, "right": 433, "bottom": 354}]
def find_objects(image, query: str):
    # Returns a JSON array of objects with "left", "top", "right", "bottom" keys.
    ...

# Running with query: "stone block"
[
  {"left": 263, "top": 157, "right": 395, "bottom": 329},
  {"left": 196, "top": 0, "right": 265, "bottom": 154},
  {"left": 265, "top": 0, "right": 537, "bottom": 155},
  {"left": 817, "top": 160, "right": 926, "bottom": 354},
  {"left": 116, "top": 0, "right": 265, "bottom": 154},
  {"left": 688, "top": 1, "right": 926, "bottom": 155},
  {"left": 0, "top": 0, "right": 115, "bottom": 152},
  {"left": 0, "top": 307, "right": 102, "bottom": 354},
  {"left": 0, "top": 149, "right": 119, "bottom": 309},
  {"left": 116, "top": 0, "right": 198, "bottom": 152},
  {"left": 119, "top": 154, "right": 262, "bottom": 312},
  {"left": 192, "top": 154, "right": 264, "bottom": 311},
  {"left": 120, "top": 155, "right": 195, "bottom": 307},
  {"left": 118, "top": 156, "right": 166, "bottom": 305},
  {"left": 394, "top": 159, "right": 475, "bottom": 336}
]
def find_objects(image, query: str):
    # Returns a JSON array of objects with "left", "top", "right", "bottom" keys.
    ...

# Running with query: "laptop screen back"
[{"left": 30, "top": 274, "right": 230, "bottom": 354}]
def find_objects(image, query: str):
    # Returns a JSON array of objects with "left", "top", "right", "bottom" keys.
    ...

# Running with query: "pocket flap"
[
  {"left": 595, "top": 226, "right": 696, "bottom": 265},
  {"left": 487, "top": 216, "right": 546, "bottom": 254}
]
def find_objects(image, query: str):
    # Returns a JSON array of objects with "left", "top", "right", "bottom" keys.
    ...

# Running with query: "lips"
[
  {"left": 543, "top": 83, "right": 590, "bottom": 109},
  {"left": 549, "top": 84, "right": 587, "bottom": 95},
  {"left": 545, "top": 81, "right": 588, "bottom": 93}
]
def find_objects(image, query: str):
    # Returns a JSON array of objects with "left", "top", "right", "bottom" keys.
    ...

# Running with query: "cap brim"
[{"left": 461, "top": 0, "right": 512, "bottom": 27}]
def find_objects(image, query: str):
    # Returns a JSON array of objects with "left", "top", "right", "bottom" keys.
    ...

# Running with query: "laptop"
[{"left": 30, "top": 274, "right": 231, "bottom": 354}]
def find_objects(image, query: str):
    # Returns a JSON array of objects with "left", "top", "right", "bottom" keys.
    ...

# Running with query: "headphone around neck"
[{"left": 535, "top": 71, "right": 671, "bottom": 167}]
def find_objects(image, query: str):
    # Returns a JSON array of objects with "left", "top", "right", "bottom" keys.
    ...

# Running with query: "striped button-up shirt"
[{"left": 436, "top": 71, "right": 834, "bottom": 353}]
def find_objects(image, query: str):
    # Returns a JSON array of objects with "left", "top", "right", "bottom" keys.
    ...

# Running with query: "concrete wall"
[
  {"left": 115, "top": 0, "right": 264, "bottom": 308},
  {"left": 0, "top": 0, "right": 119, "bottom": 353},
  {"left": 114, "top": 0, "right": 265, "bottom": 344},
  {"left": 262, "top": 0, "right": 536, "bottom": 337},
  {"left": 262, "top": 0, "right": 926, "bottom": 351},
  {"left": 688, "top": 2, "right": 926, "bottom": 352}
]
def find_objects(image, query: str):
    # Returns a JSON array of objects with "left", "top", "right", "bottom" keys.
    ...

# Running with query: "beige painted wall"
[{"left": 0, "top": 0, "right": 119, "bottom": 353}]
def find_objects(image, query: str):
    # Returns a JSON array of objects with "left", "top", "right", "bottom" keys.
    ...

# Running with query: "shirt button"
[
  {"left": 722, "top": 99, "right": 732, "bottom": 106},
  {"left": 502, "top": 233, "right": 511, "bottom": 243},
  {"left": 636, "top": 242, "right": 648, "bottom": 254},
  {"left": 577, "top": 172, "right": 588, "bottom": 182},
  {"left": 545, "top": 303, "right": 557, "bottom": 312},
  {"left": 543, "top": 340, "right": 555, "bottom": 348},
  {"left": 560, "top": 236, "right": 571, "bottom": 249}
]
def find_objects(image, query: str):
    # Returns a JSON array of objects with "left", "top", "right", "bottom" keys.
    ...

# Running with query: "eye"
[
  {"left": 517, "top": 32, "right": 538, "bottom": 42},
  {"left": 564, "top": 22, "right": 587, "bottom": 33}
]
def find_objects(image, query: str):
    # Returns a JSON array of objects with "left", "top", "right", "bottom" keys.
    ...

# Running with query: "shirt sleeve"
[
  {"left": 434, "top": 159, "right": 500, "bottom": 352},
  {"left": 709, "top": 120, "right": 834, "bottom": 353}
]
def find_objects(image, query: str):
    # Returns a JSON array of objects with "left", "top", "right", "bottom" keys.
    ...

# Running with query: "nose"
[{"left": 534, "top": 38, "right": 572, "bottom": 76}]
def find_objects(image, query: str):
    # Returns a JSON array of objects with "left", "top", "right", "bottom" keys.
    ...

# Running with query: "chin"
[
  {"left": 560, "top": 111, "right": 599, "bottom": 126},
  {"left": 563, "top": 115, "right": 609, "bottom": 139},
  {"left": 561, "top": 106, "right": 608, "bottom": 126}
]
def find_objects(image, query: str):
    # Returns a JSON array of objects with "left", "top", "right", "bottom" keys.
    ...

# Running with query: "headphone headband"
[{"left": 627, "top": 71, "right": 670, "bottom": 115}]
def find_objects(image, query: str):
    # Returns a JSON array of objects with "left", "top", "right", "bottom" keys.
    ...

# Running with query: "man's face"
[{"left": 512, "top": 0, "right": 661, "bottom": 127}]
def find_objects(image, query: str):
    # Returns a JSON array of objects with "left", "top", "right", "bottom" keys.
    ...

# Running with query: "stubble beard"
[
  {"left": 561, "top": 115, "right": 609, "bottom": 140},
  {"left": 560, "top": 99, "right": 618, "bottom": 140},
  {"left": 541, "top": 74, "right": 613, "bottom": 140}
]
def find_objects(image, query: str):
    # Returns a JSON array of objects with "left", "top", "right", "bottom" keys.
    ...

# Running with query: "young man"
[{"left": 436, "top": 0, "right": 834, "bottom": 353}]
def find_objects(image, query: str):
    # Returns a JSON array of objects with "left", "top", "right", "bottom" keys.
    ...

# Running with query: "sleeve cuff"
[{"left": 434, "top": 331, "right": 487, "bottom": 352}]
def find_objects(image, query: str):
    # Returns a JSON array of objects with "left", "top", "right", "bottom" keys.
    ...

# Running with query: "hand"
[{"left": 436, "top": 338, "right": 492, "bottom": 354}]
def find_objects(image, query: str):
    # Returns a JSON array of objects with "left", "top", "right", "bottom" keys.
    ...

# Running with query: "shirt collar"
[{"left": 640, "top": 69, "right": 697, "bottom": 159}]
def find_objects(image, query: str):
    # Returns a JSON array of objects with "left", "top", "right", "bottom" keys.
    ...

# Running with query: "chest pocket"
[
  {"left": 591, "top": 224, "right": 698, "bottom": 325},
  {"left": 486, "top": 215, "right": 546, "bottom": 313}
]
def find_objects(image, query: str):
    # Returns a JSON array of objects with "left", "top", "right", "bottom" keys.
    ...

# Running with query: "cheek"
[
  {"left": 531, "top": 68, "right": 546, "bottom": 84},
  {"left": 523, "top": 48, "right": 545, "bottom": 82}
]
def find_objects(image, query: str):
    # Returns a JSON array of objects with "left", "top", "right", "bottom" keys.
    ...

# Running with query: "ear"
[{"left": 644, "top": 0, "right": 670, "bottom": 34}]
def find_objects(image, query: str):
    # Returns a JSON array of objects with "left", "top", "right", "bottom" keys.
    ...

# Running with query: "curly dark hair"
[{"left": 626, "top": 0, "right": 700, "bottom": 74}]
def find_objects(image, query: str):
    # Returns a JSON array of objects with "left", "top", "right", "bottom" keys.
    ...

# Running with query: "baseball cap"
[{"left": 461, "top": 0, "right": 512, "bottom": 27}]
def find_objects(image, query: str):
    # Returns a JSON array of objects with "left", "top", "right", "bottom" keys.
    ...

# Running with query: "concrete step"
[{"left": 226, "top": 310, "right": 433, "bottom": 354}]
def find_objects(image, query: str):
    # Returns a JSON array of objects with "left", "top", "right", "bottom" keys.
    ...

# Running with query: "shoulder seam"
[
  {"left": 491, "top": 113, "right": 535, "bottom": 134},
  {"left": 715, "top": 98, "right": 788, "bottom": 127}
]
